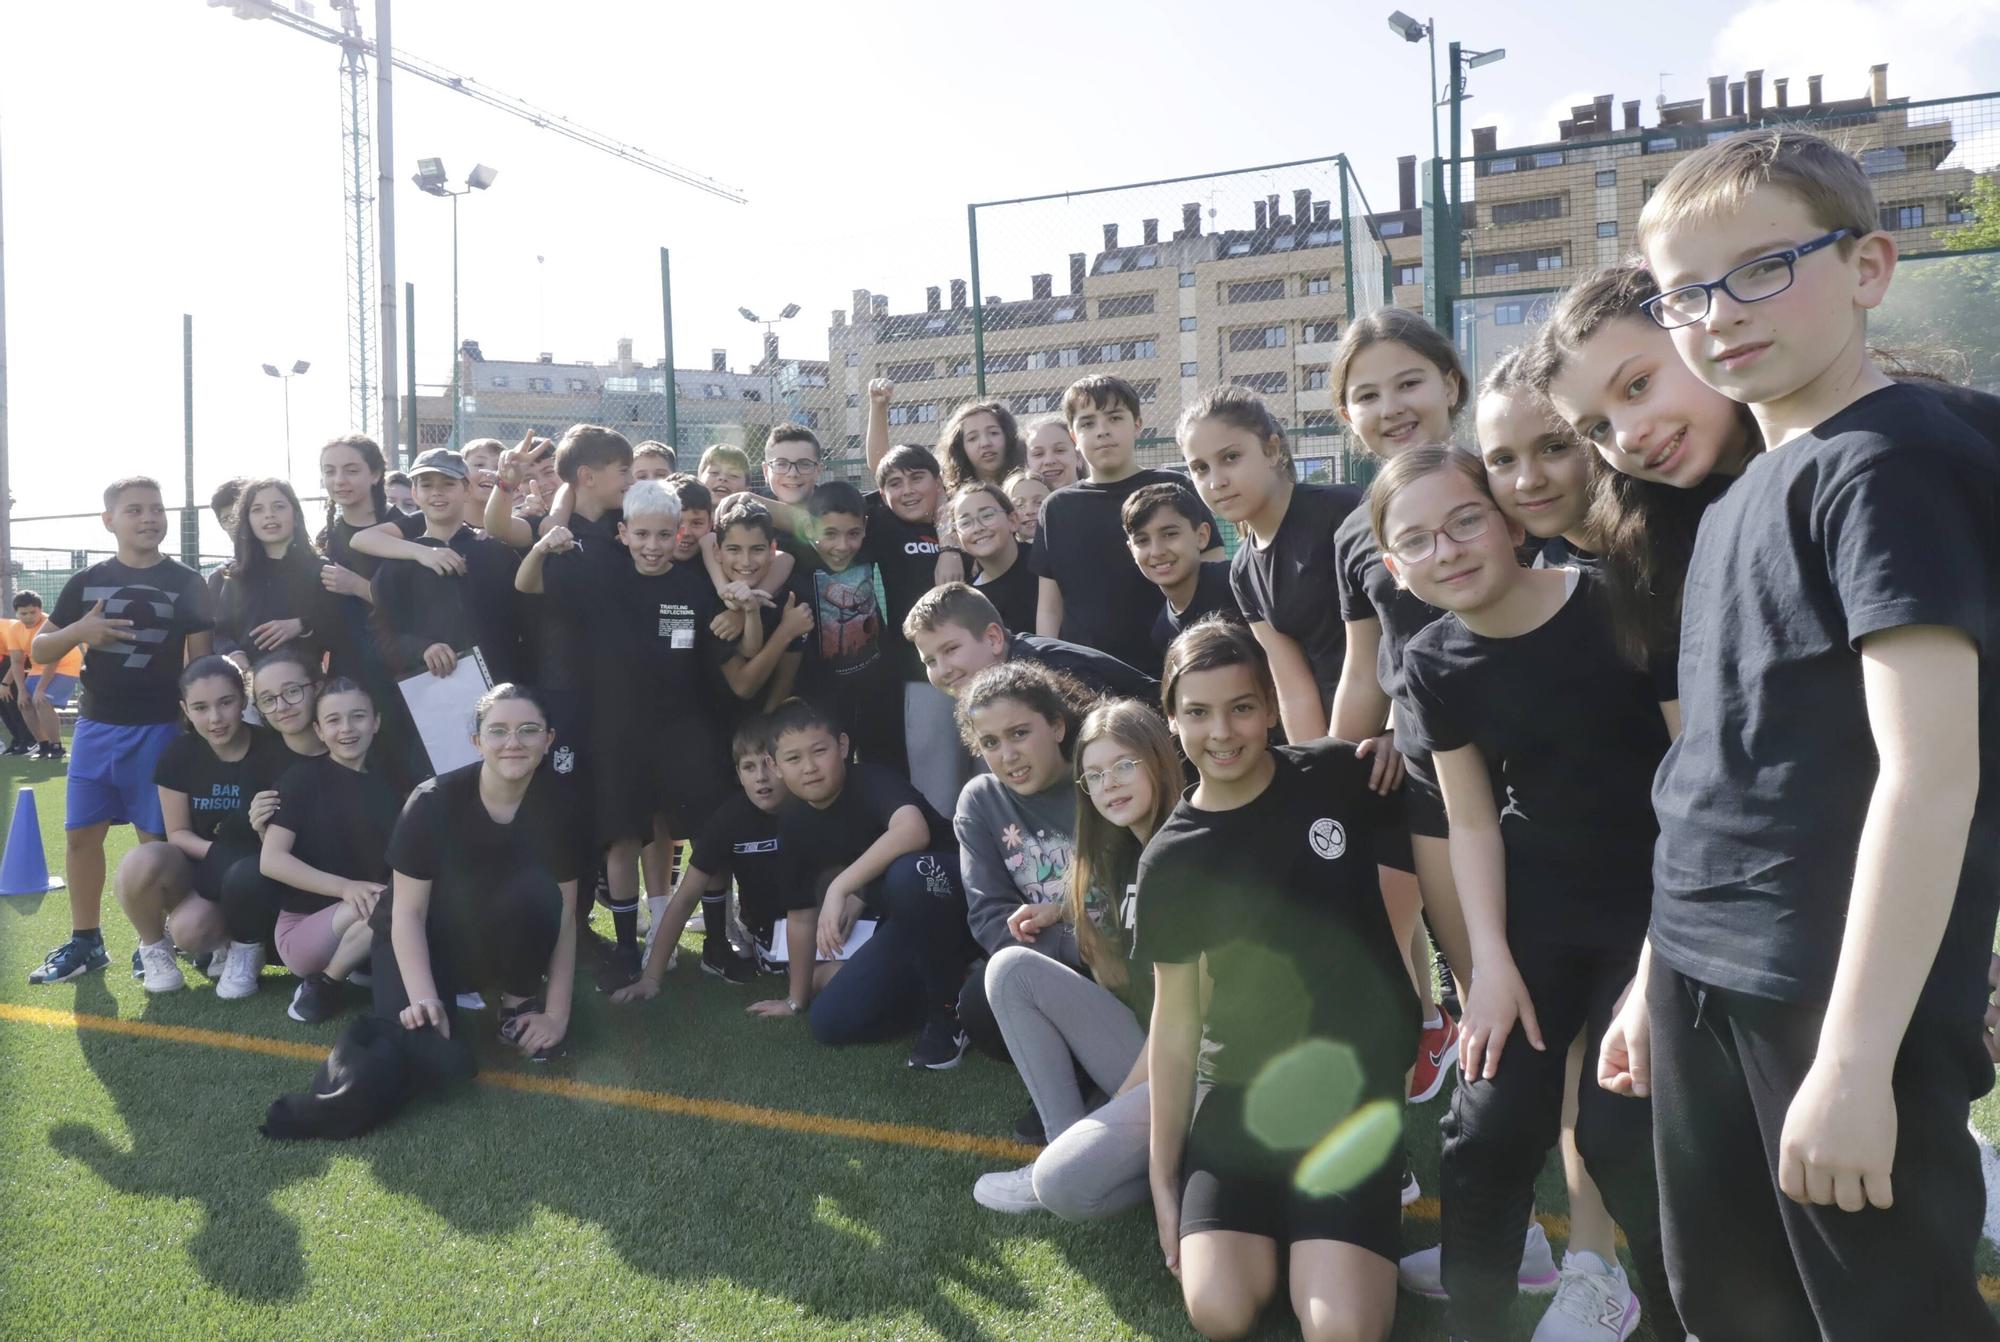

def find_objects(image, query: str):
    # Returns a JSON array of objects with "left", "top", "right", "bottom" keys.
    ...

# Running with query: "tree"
[
  {"left": 1940, "top": 174, "right": 2000, "bottom": 253},
  {"left": 1871, "top": 248, "right": 2000, "bottom": 390}
]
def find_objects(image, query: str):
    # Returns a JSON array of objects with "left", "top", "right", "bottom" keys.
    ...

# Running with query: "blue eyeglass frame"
[{"left": 1641, "top": 227, "right": 1857, "bottom": 329}]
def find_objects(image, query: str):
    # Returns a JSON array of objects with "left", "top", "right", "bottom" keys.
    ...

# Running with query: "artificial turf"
[{"left": 0, "top": 751, "right": 1990, "bottom": 1341}]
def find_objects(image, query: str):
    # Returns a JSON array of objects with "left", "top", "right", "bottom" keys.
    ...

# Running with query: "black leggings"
[
  {"left": 1438, "top": 940, "right": 1677, "bottom": 1342},
  {"left": 370, "top": 867, "right": 564, "bottom": 1022},
  {"left": 219, "top": 854, "right": 283, "bottom": 951}
]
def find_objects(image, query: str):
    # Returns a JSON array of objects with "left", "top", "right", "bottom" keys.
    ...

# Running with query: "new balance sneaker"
[
  {"left": 287, "top": 973, "right": 346, "bottom": 1024},
  {"left": 973, "top": 1165, "right": 1043, "bottom": 1214},
  {"left": 1530, "top": 1251, "right": 1639, "bottom": 1342},
  {"left": 1398, "top": 1221, "right": 1560, "bottom": 1299},
  {"left": 700, "top": 937, "right": 756, "bottom": 985},
  {"left": 136, "top": 942, "right": 185, "bottom": 994},
  {"left": 1409, "top": 1012, "right": 1461, "bottom": 1103},
  {"left": 28, "top": 934, "right": 108, "bottom": 984},
  {"left": 907, "top": 1011, "right": 970, "bottom": 1070},
  {"left": 215, "top": 941, "right": 265, "bottom": 1000}
]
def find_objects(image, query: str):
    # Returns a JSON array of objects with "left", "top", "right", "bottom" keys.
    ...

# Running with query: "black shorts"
[
  {"left": 1400, "top": 753, "right": 1448, "bottom": 840},
  {"left": 1178, "top": 1086, "right": 1402, "bottom": 1260},
  {"left": 592, "top": 717, "right": 726, "bottom": 847},
  {"left": 190, "top": 840, "right": 259, "bottom": 903}
]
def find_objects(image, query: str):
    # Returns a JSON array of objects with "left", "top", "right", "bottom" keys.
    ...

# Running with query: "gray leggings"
[
  {"left": 985, "top": 943, "right": 1150, "bottom": 1221},
  {"left": 903, "top": 680, "right": 966, "bottom": 818}
]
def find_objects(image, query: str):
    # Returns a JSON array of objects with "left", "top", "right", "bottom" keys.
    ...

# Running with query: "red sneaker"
[{"left": 1408, "top": 1012, "right": 1460, "bottom": 1103}]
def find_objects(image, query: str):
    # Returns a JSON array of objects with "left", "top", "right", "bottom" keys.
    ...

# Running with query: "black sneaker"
[
  {"left": 1011, "top": 1104, "right": 1047, "bottom": 1145},
  {"left": 6, "top": 741, "right": 32, "bottom": 756},
  {"left": 907, "top": 1011, "right": 970, "bottom": 1071},
  {"left": 28, "top": 934, "right": 108, "bottom": 984},
  {"left": 700, "top": 937, "right": 755, "bottom": 985},
  {"left": 286, "top": 972, "right": 346, "bottom": 1024},
  {"left": 499, "top": 997, "right": 556, "bottom": 1062},
  {"left": 27, "top": 743, "right": 45, "bottom": 760},
  {"left": 47, "top": 743, "right": 64, "bottom": 762}
]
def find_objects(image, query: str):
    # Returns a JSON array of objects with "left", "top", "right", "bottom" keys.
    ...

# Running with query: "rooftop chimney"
[
  {"left": 925, "top": 286, "right": 940, "bottom": 313},
  {"left": 1730, "top": 81, "right": 1745, "bottom": 117},
  {"left": 1870, "top": 63, "right": 1888, "bottom": 106},
  {"left": 1294, "top": 189, "right": 1313, "bottom": 226},
  {"left": 852, "top": 288, "right": 871, "bottom": 321},
  {"left": 1808, "top": 74, "right": 1823, "bottom": 107},
  {"left": 1708, "top": 75, "right": 1727, "bottom": 118},
  {"left": 1102, "top": 222, "right": 1119, "bottom": 250},
  {"left": 1180, "top": 202, "right": 1201, "bottom": 238},
  {"left": 1069, "top": 253, "right": 1086, "bottom": 295},
  {"left": 1623, "top": 99, "right": 1641, "bottom": 129},
  {"left": 763, "top": 333, "right": 779, "bottom": 366},
  {"left": 1266, "top": 194, "right": 1281, "bottom": 227},
  {"left": 1142, "top": 218, "right": 1159, "bottom": 244},
  {"left": 1746, "top": 69, "right": 1764, "bottom": 116},
  {"left": 1593, "top": 93, "right": 1613, "bottom": 130},
  {"left": 1398, "top": 155, "right": 1416, "bottom": 211},
  {"left": 1254, "top": 200, "right": 1269, "bottom": 230},
  {"left": 1313, "top": 201, "right": 1331, "bottom": 223},
  {"left": 833, "top": 311, "right": 846, "bottom": 329},
  {"left": 1472, "top": 126, "right": 1498, "bottom": 154},
  {"left": 616, "top": 337, "right": 634, "bottom": 373},
  {"left": 1774, "top": 76, "right": 1789, "bottom": 108},
  {"left": 538, "top": 352, "right": 553, "bottom": 364},
  {"left": 711, "top": 349, "right": 727, "bottom": 373},
  {"left": 950, "top": 278, "right": 967, "bottom": 309},
  {"left": 1031, "top": 273, "right": 1053, "bottom": 300},
  {"left": 873, "top": 295, "right": 888, "bottom": 316}
]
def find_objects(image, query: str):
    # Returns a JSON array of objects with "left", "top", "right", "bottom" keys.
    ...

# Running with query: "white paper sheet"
[
  {"left": 768, "top": 917, "right": 876, "bottom": 964},
  {"left": 399, "top": 647, "right": 493, "bottom": 776}
]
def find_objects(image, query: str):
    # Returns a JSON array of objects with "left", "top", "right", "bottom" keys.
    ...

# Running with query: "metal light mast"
[{"left": 336, "top": 1, "right": 376, "bottom": 435}]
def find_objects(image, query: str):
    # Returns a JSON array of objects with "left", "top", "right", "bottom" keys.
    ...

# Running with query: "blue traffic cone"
[{"left": 0, "top": 786, "right": 64, "bottom": 895}]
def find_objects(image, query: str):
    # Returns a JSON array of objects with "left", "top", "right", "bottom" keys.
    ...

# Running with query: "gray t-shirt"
[{"left": 953, "top": 772, "right": 1081, "bottom": 963}]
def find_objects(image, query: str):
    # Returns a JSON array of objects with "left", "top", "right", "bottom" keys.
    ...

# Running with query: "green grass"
[{"left": 0, "top": 749, "right": 1989, "bottom": 1340}]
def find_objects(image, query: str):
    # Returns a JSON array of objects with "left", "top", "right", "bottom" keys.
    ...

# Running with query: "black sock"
[
  {"left": 611, "top": 905, "right": 638, "bottom": 949},
  {"left": 75, "top": 928, "right": 103, "bottom": 945},
  {"left": 700, "top": 893, "right": 727, "bottom": 949}
]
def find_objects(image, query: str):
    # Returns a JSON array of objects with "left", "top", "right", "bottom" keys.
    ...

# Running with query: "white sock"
[
  {"left": 140, "top": 939, "right": 167, "bottom": 954},
  {"left": 231, "top": 940, "right": 263, "bottom": 957},
  {"left": 647, "top": 894, "right": 668, "bottom": 928},
  {"left": 1422, "top": 1012, "right": 1443, "bottom": 1030}
]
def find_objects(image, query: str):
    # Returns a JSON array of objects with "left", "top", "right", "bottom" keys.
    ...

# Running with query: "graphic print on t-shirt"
[
  {"left": 192, "top": 781, "right": 244, "bottom": 815},
  {"left": 1001, "top": 821, "right": 1074, "bottom": 903},
  {"left": 811, "top": 565, "right": 882, "bottom": 677},
  {"left": 1308, "top": 816, "right": 1347, "bottom": 861},
  {"left": 80, "top": 579, "right": 193, "bottom": 671},
  {"left": 657, "top": 601, "right": 696, "bottom": 650}
]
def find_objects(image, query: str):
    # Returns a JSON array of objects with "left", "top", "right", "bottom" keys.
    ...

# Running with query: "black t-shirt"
[
  {"left": 1230, "top": 483, "right": 1363, "bottom": 710},
  {"left": 1132, "top": 740, "right": 1416, "bottom": 1094},
  {"left": 1529, "top": 534, "right": 1602, "bottom": 571},
  {"left": 1005, "top": 631, "right": 1159, "bottom": 702},
  {"left": 1332, "top": 505, "right": 1442, "bottom": 739},
  {"left": 863, "top": 492, "right": 941, "bottom": 683},
  {"left": 1926, "top": 381, "right": 2000, "bottom": 456},
  {"left": 323, "top": 508, "right": 427, "bottom": 581},
  {"left": 52, "top": 556, "right": 215, "bottom": 725},
  {"left": 370, "top": 527, "right": 529, "bottom": 686},
  {"left": 1032, "top": 470, "right": 1219, "bottom": 671},
  {"left": 153, "top": 728, "right": 296, "bottom": 848},
  {"left": 543, "top": 553, "right": 728, "bottom": 725},
  {"left": 690, "top": 792, "right": 811, "bottom": 934},
  {"left": 215, "top": 544, "right": 340, "bottom": 673},
  {"left": 387, "top": 761, "right": 580, "bottom": 888},
  {"left": 1399, "top": 569, "right": 1671, "bottom": 950},
  {"left": 777, "top": 761, "right": 954, "bottom": 891},
  {"left": 1153, "top": 561, "right": 1245, "bottom": 660},
  {"left": 1653, "top": 384, "right": 2000, "bottom": 1023},
  {"left": 270, "top": 753, "right": 404, "bottom": 913},
  {"left": 526, "top": 509, "right": 624, "bottom": 696},
  {"left": 973, "top": 544, "right": 1039, "bottom": 637}
]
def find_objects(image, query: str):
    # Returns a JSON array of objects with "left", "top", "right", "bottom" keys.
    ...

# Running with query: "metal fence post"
[
  {"left": 660, "top": 247, "right": 678, "bottom": 451},
  {"left": 1339, "top": 158, "right": 1357, "bottom": 320},
  {"left": 181, "top": 314, "right": 198, "bottom": 568},
  {"left": 404, "top": 281, "right": 417, "bottom": 464},
  {"left": 967, "top": 204, "right": 987, "bottom": 397}
]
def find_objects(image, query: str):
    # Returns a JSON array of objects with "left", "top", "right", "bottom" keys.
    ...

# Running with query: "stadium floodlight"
[
  {"left": 413, "top": 157, "right": 450, "bottom": 195},
  {"left": 1386, "top": 11, "right": 1428, "bottom": 42},
  {"left": 291, "top": 359, "right": 311, "bottom": 374},
  {"left": 1466, "top": 47, "right": 1506, "bottom": 70},
  {"left": 738, "top": 307, "right": 760, "bottom": 322},
  {"left": 779, "top": 303, "right": 801, "bottom": 320},
  {"left": 466, "top": 163, "right": 498, "bottom": 191}
]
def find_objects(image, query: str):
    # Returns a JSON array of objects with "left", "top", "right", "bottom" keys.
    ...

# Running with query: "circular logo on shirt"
[{"left": 1308, "top": 817, "right": 1346, "bottom": 861}]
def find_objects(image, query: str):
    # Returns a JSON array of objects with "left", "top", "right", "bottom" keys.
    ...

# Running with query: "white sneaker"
[
  {"left": 972, "top": 1165, "right": 1042, "bottom": 1214},
  {"left": 1399, "top": 1220, "right": 1560, "bottom": 1299},
  {"left": 136, "top": 942, "right": 184, "bottom": 994},
  {"left": 1530, "top": 1250, "right": 1639, "bottom": 1342},
  {"left": 215, "top": 941, "right": 265, "bottom": 1000}
]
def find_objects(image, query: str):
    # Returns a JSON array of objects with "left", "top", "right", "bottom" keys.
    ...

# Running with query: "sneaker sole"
[
  {"left": 1400, "top": 1267, "right": 1564, "bottom": 1301},
  {"left": 910, "top": 1035, "right": 971, "bottom": 1071},
  {"left": 143, "top": 977, "right": 186, "bottom": 994},
  {"left": 699, "top": 960, "right": 753, "bottom": 985},
  {"left": 972, "top": 1192, "right": 1042, "bottom": 1214}
]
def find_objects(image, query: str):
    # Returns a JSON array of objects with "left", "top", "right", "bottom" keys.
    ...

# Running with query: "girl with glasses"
[
  {"left": 379, "top": 683, "right": 580, "bottom": 1061},
  {"left": 1141, "top": 617, "right": 1413, "bottom": 1342},
  {"left": 971, "top": 696, "right": 1180, "bottom": 1224},
  {"left": 1375, "top": 445, "right": 1681, "bottom": 1342},
  {"left": 949, "top": 482, "right": 1036, "bottom": 633}
]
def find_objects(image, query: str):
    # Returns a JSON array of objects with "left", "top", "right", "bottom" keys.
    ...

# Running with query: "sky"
[{"left": 3, "top": 0, "right": 1998, "bottom": 556}]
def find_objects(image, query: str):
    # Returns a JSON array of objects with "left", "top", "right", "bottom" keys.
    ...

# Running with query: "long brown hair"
[
  {"left": 1331, "top": 307, "right": 1470, "bottom": 453},
  {"left": 1068, "top": 700, "right": 1178, "bottom": 992},
  {"left": 938, "top": 400, "right": 1025, "bottom": 490}
]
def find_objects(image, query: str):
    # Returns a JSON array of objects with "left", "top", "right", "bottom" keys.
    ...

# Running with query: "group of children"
[{"left": 21, "top": 127, "right": 2000, "bottom": 1342}]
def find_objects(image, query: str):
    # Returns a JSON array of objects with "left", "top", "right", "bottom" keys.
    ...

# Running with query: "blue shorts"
[
  {"left": 25, "top": 673, "right": 76, "bottom": 709},
  {"left": 66, "top": 719, "right": 179, "bottom": 834}
]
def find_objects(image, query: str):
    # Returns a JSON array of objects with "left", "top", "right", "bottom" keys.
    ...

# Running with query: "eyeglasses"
[
  {"left": 958, "top": 507, "right": 1009, "bottom": 530},
  {"left": 479, "top": 723, "right": 549, "bottom": 744},
  {"left": 1642, "top": 228, "right": 1856, "bottom": 330},
  {"left": 1078, "top": 757, "right": 1143, "bottom": 795},
  {"left": 1386, "top": 506, "right": 1494, "bottom": 565},
  {"left": 766, "top": 457, "right": 819, "bottom": 476},
  {"left": 254, "top": 683, "right": 311, "bottom": 712}
]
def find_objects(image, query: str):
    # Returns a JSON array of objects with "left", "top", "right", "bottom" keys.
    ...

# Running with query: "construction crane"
[{"left": 206, "top": 0, "right": 745, "bottom": 456}]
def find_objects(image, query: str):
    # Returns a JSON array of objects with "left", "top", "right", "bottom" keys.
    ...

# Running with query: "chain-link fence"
[{"left": 1432, "top": 88, "right": 2000, "bottom": 388}]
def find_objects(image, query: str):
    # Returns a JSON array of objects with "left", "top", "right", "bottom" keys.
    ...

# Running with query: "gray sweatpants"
[
  {"left": 985, "top": 943, "right": 1150, "bottom": 1221},
  {"left": 904, "top": 680, "right": 967, "bottom": 817}
]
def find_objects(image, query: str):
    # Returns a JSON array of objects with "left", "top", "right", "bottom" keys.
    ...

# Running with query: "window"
[
  {"left": 1377, "top": 220, "right": 1405, "bottom": 236},
  {"left": 1646, "top": 136, "right": 1678, "bottom": 153},
  {"left": 1274, "top": 235, "right": 1296, "bottom": 251},
  {"left": 1595, "top": 169, "right": 1617, "bottom": 188},
  {"left": 884, "top": 360, "right": 936, "bottom": 382},
  {"left": 1228, "top": 325, "right": 1287, "bottom": 352},
  {"left": 567, "top": 378, "right": 588, "bottom": 393},
  {"left": 1301, "top": 411, "right": 1340, "bottom": 433},
  {"left": 1488, "top": 157, "right": 1518, "bottom": 174},
  {"left": 1135, "top": 379, "right": 1161, "bottom": 404},
  {"left": 1227, "top": 240, "right": 1253, "bottom": 256},
  {"left": 845, "top": 352, "right": 860, "bottom": 367},
  {"left": 1099, "top": 343, "right": 1123, "bottom": 363},
  {"left": 1641, "top": 179, "right": 1659, "bottom": 203},
  {"left": 527, "top": 377, "right": 553, "bottom": 392},
  {"left": 703, "top": 384, "right": 724, "bottom": 399},
  {"left": 604, "top": 376, "right": 638, "bottom": 393},
  {"left": 1136, "top": 250, "right": 1159, "bottom": 269},
  {"left": 986, "top": 352, "right": 1031, "bottom": 374},
  {"left": 1099, "top": 293, "right": 1156, "bottom": 319},
  {"left": 1473, "top": 246, "right": 1564, "bottom": 278},
  {"left": 1301, "top": 320, "right": 1340, "bottom": 344},
  {"left": 1179, "top": 316, "right": 1197, "bottom": 332},
  {"left": 1494, "top": 303, "right": 1527, "bottom": 326},
  {"left": 802, "top": 411, "right": 820, "bottom": 429},
  {"left": 1491, "top": 196, "right": 1563, "bottom": 226},
  {"left": 1532, "top": 150, "right": 1565, "bottom": 168},
  {"left": 1395, "top": 263, "right": 1424, "bottom": 287},
  {"left": 1880, "top": 203, "right": 1925, "bottom": 230},
  {"left": 1948, "top": 200, "right": 1973, "bottom": 224},
  {"left": 1227, "top": 278, "right": 1286, "bottom": 304},
  {"left": 924, "top": 316, "right": 952, "bottom": 332},
  {"left": 1705, "top": 129, "right": 1734, "bottom": 144},
  {"left": 1305, "top": 274, "right": 1332, "bottom": 295},
  {"left": 1100, "top": 256, "right": 1124, "bottom": 273},
  {"left": 1179, "top": 270, "right": 1197, "bottom": 288},
  {"left": 742, "top": 389, "right": 761, "bottom": 401},
  {"left": 888, "top": 402, "right": 939, "bottom": 426},
  {"left": 1596, "top": 221, "right": 1619, "bottom": 238},
  {"left": 1053, "top": 304, "right": 1079, "bottom": 321},
  {"left": 489, "top": 375, "right": 511, "bottom": 388},
  {"left": 1011, "top": 391, "right": 1060, "bottom": 414},
  {"left": 1301, "top": 365, "right": 1330, "bottom": 391},
  {"left": 1861, "top": 147, "right": 1907, "bottom": 176},
  {"left": 1232, "top": 371, "right": 1288, "bottom": 394},
  {"left": 846, "top": 393, "right": 860, "bottom": 408},
  {"left": 1180, "top": 361, "right": 1199, "bottom": 377},
  {"left": 1307, "top": 225, "right": 1341, "bottom": 245}
]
